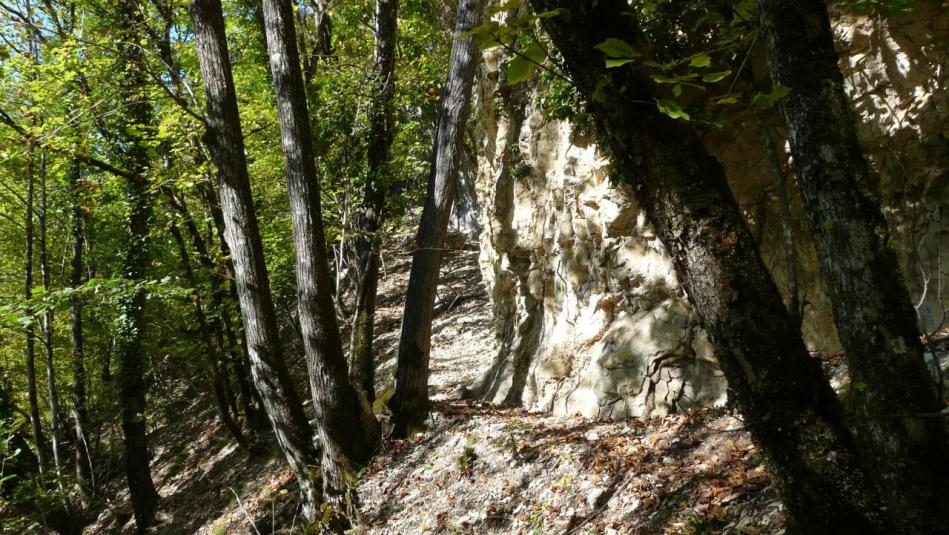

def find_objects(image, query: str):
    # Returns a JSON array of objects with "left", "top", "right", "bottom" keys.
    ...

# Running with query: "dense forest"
[{"left": 0, "top": 0, "right": 945, "bottom": 533}]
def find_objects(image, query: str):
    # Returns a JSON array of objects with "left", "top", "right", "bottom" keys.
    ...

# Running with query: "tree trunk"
[
  {"left": 760, "top": 125, "right": 801, "bottom": 326},
  {"left": 168, "top": 217, "right": 249, "bottom": 447},
  {"left": 68, "top": 158, "right": 93, "bottom": 504},
  {"left": 298, "top": 0, "right": 332, "bottom": 85},
  {"left": 531, "top": 1, "right": 888, "bottom": 532},
  {"left": 164, "top": 184, "right": 264, "bottom": 430},
  {"left": 24, "top": 153, "right": 48, "bottom": 475},
  {"left": 38, "top": 153, "right": 63, "bottom": 472},
  {"left": 261, "top": 0, "right": 381, "bottom": 509},
  {"left": 195, "top": 179, "right": 268, "bottom": 431},
  {"left": 388, "top": 0, "right": 485, "bottom": 436},
  {"left": 350, "top": 0, "right": 400, "bottom": 405},
  {"left": 188, "top": 0, "right": 322, "bottom": 520},
  {"left": 114, "top": 3, "right": 160, "bottom": 529},
  {"left": 756, "top": 1, "right": 949, "bottom": 531}
]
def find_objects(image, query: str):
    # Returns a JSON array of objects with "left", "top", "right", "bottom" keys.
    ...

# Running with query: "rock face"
[{"left": 470, "top": 2, "right": 947, "bottom": 418}]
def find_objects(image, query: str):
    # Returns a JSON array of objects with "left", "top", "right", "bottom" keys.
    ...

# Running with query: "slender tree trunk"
[
  {"left": 389, "top": 0, "right": 485, "bottom": 436},
  {"left": 188, "top": 0, "right": 322, "bottom": 520},
  {"left": 757, "top": 1, "right": 949, "bottom": 531},
  {"left": 68, "top": 159, "right": 93, "bottom": 504},
  {"left": 261, "top": 0, "right": 381, "bottom": 509},
  {"left": 24, "top": 154, "right": 48, "bottom": 475},
  {"left": 298, "top": 0, "right": 332, "bottom": 85},
  {"left": 760, "top": 126, "right": 801, "bottom": 326},
  {"left": 164, "top": 185, "right": 263, "bottom": 429},
  {"left": 198, "top": 180, "right": 268, "bottom": 432},
  {"left": 350, "top": 0, "right": 400, "bottom": 405},
  {"left": 167, "top": 219, "right": 248, "bottom": 447},
  {"left": 114, "top": 3, "right": 160, "bottom": 529},
  {"left": 38, "top": 153, "right": 63, "bottom": 471},
  {"left": 531, "top": 1, "right": 888, "bottom": 532}
]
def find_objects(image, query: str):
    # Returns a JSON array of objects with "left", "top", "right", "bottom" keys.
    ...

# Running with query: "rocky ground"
[{"left": 84, "top": 237, "right": 787, "bottom": 535}]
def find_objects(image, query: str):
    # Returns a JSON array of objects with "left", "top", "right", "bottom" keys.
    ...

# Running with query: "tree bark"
[
  {"left": 756, "top": 1, "right": 949, "bottom": 531},
  {"left": 531, "top": 1, "right": 888, "bottom": 532},
  {"left": 188, "top": 0, "right": 323, "bottom": 521},
  {"left": 388, "top": 0, "right": 485, "bottom": 436},
  {"left": 261, "top": 0, "right": 381, "bottom": 509},
  {"left": 38, "top": 153, "right": 63, "bottom": 472},
  {"left": 760, "top": 125, "right": 801, "bottom": 326},
  {"left": 113, "top": 3, "right": 160, "bottom": 529},
  {"left": 350, "top": 0, "right": 400, "bottom": 405},
  {"left": 24, "top": 153, "right": 48, "bottom": 475},
  {"left": 67, "top": 158, "right": 93, "bottom": 504}
]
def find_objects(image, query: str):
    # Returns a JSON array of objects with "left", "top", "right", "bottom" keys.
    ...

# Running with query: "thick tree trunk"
[
  {"left": 261, "top": 0, "right": 381, "bottom": 508},
  {"left": 24, "top": 155, "right": 48, "bottom": 475},
  {"left": 68, "top": 159, "right": 93, "bottom": 504},
  {"left": 756, "top": 1, "right": 949, "bottom": 531},
  {"left": 114, "top": 3, "right": 160, "bottom": 529},
  {"left": 531, "top": 1, "right": 888, "bottom": 532},
  {"left": 350, "top": 0, "right": 400, "bottom": 404},
  {"left": 39, "top": 153, "right": 63, "bottom": 472},
  {"left": 189, "top": 0, "right": 323, "bottom": 520},
  {"left": 388, "top": 0, "right": 485, "bottom": 436}
]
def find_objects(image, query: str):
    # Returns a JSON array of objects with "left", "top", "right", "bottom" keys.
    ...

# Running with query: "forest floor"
[{"left": 84, "top": 234, "right": 787, "bottom": 535}]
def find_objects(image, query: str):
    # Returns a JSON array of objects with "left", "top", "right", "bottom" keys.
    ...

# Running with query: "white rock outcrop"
[{"left": 470, "top": 2, "right": 947, "bottom": 418}]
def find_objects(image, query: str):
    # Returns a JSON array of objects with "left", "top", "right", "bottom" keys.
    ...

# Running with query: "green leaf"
[
  {"left": 490, "top": 0, "right": 520, "bottom": 15},
  {"left": 820, "top": 218, "right": 834, "bottom": 231},
  {"left": 537, "top": 8, "right": 570, "bottom": 20},
  {"left": 651, "top": 73, "right": 697, "bottom": 84},
  {"left": 506, "top": 42, "right": 544, "bottom": 85},
  {"left": 689, "top": 53, "right": 712, "bottom": 68},
  {"left": 592, "top": 77, "right": 611, "bottom": 103},
  {"left": 672, "top": 84, "right": 682, "bottom": 97},
  {"left": 702, "top": 70, "right": 732, "bottom": 83},
  {"left": 605, "top": 58, "right": 635, "bottom": 68},
  {"left": 711, "top": 93, "right": 741, "bottom": 106},
  {"left": 657, "top": 98, "right": 690, "bottom": 121},
  {"left": 594, "top": 38, "right": 639, "bottom": 59},
  {"left": 751, "top": 84, "right": 792, "bottom": 109},
  {"left": 522, "top": 42, "right": 545, "bottom": 64},
  {"left": 465, "top": 21, "right": 501, "bottom": 49},
  {"left": 506, "top": 55, "right": 535, "bottom": 85}
]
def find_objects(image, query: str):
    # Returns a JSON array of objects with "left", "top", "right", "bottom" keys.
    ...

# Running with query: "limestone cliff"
[{"left": 470, "top": 2, "right": 947, "bottom": 418}]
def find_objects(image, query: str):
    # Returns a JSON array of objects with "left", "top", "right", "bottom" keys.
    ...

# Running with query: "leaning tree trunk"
[
  {"left": 163, "top": 185, "right": 262, "bottom": 429},
  {"left": 261, "top": 0, "right": 381, "bottom": 509},
  {"left": 197, "top": 179, "right": 268, "bottom": 432},
  {"left": 760, "top": 125, "right": 801, "bottom": 326},
  {"left": 67, "top": 159, "right": 93, "bottom": 504},
  {"left": 757, "top": 1, "right": 949, "bottom": 531},
  {"left": 39, "top": 153, "right": 63, "bottom": 472},
  {"left": 189, "top": 0, "right": 322, "bottom": 520},
  {"left": 531, "top": 1, "right": 888, "bottom": 532},
  {"left": 24, "top": 152, "right": 48, "bottom": 475},
  {"left": 388, "top": 0, "right": 485, "bottom": 436},
  {"left": 350, "top": 0, "right": 400, "bottom": 405},
  {"left": 167, "top": 218, "right": 248, "bottom": 447},
  {"left": 114, "top": 3, "right": 160, "bottom": 529}
]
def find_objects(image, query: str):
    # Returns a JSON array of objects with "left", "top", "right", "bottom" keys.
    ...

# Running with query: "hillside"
[{"left": 78, "top": 242, "right": 783, "bottom": 535}]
